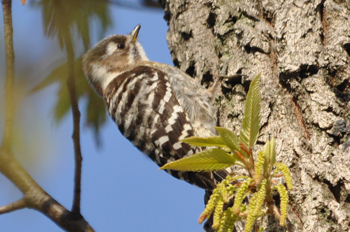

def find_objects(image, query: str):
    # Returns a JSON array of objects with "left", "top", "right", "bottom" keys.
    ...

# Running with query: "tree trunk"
[{"left": 158, "top": 0, "right": 350, "bottom": 231}]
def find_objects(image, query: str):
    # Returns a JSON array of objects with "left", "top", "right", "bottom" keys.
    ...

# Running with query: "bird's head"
[{"left": 82, "top": 25, "right": 148, "bottom": 97}]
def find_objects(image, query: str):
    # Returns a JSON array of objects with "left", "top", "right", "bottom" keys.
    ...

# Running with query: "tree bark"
[{"left": 158, "top": 0, "right": 350, "bottom": 231}]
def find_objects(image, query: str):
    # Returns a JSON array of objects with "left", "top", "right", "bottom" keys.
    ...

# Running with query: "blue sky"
[{"left": 0, "top": 2, "right": 207, "bottom": 232}]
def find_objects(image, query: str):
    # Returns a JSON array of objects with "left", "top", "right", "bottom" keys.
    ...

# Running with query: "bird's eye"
[{"left": 118, "top": 43, "right": 125, "bottom": 49}]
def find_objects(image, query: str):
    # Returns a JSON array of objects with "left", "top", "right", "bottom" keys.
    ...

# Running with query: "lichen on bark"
[{"left": 158, "top": 0, "right": 350, "bottom": 231}]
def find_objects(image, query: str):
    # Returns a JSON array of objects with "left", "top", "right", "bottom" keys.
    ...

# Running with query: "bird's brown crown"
[{"left": 82, "top": 25, "right": 148, "bottom": 97}]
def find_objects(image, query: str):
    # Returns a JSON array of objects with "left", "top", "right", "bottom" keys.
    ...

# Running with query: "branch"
[
  {"left": 0, "top": 149, "right": 94, "bottom": 232},
  {"left": 267, "top": 200, "right": 282, "bottom": 222},
  {"left": 63, "top": 30, "right": 83, "bottom": 215},
  {"left": 1, "top": 0, "right": 15, "bottom": 151},
  {"left": 0, "top": 1, "right": 92, "bottom": 231},
  {"left": 267, "top": 200, "right": 293, "bottom": 231},
  {"left": 0, "top": 198, "right": 26, "bottom": 214}
]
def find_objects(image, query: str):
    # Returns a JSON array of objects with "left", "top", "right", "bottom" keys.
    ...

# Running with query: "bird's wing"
[
  {"left": 140, "top": 66, "right": 227, "bottom": 189},
  {"left": 141, "top": 61, "right": 217, "bottom": 137},
  {"left": 104, "top": 65, "right": 227, "bottom": 189}
]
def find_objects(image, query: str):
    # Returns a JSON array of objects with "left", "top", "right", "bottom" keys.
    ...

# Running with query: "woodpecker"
[{"left": 82, "top": 25, "right": 227, "bottom": 190}]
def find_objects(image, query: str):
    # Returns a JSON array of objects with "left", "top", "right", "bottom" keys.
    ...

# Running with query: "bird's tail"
[{"left": 167, "top": 169, "right": 228, "bottom": 190}]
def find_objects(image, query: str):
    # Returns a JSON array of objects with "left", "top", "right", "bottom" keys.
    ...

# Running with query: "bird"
[{"left": 82, "top": 25, "right": 227, "bottom": 190}]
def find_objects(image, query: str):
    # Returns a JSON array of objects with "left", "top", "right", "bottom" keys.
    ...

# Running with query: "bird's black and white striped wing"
[{"left": 103, "top": 65, "right": 226, "bottom": 189}]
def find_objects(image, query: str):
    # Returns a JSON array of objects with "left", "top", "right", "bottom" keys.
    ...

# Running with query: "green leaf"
[
  {"left": 31, "top": 58, "right": 107, "bottom": 145},
  {"left": 160, "top": 148, "right": 236, "bottom": 172},
  {"left": 33, "top": 0, "right": 112, "bottom": 51},
  {"left": 54, "top": 83, "right": 71, "bottom": 121},
  {"left": 85, "top": 88, "right": 107, "bottom": 146},
  {"left": 182, "top": 136, "right": 228, "bottom": 148},
  {"left": 263, "top": 137, "right": 276, "bottom": 175},
  {"left": 215, "top": 127, "right": 240, "bottom": 152},
  {"left": 239, "top": 74, "right": 261, "bottom": 148},
  {"left": 269, "top": 137, "right": 276, "bottom": 165}
]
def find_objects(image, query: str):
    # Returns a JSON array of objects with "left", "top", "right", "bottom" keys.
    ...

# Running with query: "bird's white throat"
[{"left": 90, "top": 64, "right": 123, "bottom": 90}]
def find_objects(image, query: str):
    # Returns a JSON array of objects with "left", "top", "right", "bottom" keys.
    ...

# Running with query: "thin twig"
[
  {"left": 1, "top": 0, "right": 15, "bottom": 151},
  {"left": 63, "top": 31, "right": 83, "bottom": 215},
  {"left": 0, "top": 198, "right": 27, "bottom": 214},
  {"left": 267, "top": 201, "right": 282, "bottom": 222}
]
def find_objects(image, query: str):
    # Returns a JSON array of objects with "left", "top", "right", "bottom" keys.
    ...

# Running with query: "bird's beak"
[{"left": 131, "top": 25, "right": 141, "bottom": 44}]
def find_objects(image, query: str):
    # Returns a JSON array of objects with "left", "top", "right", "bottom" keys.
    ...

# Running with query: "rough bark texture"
[{"left": 158, "top": 0, "right": 350, "bottom": 231}]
